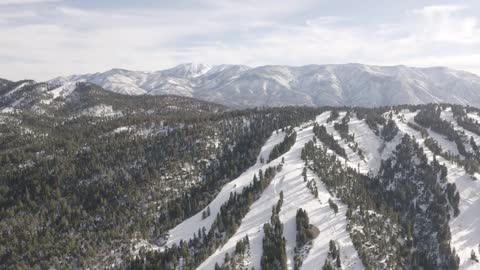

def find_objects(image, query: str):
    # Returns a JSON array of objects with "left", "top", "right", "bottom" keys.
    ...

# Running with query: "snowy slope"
[
  {"left": 193, "top": 109, "right": 480, "bottom": 270},
  {"left": 321, "top": 112, "right": 368, "bottom": 172},
  {"left": 166, "top": 130, "right": 287, "bottom": 246},
  {"left": 299, "top": 168, "right": 363, "bottom": 270},
  {"left": 394, "top": 110, "right": 480, "bottom": 269},
  {"left": 193, "top": 113, "right": 363, "bottom": 270},
  {"left": 49, "top": 63, "right": 480, "bottom": 108},
  {"left": 441, "top": 107, "right": 480, "bottom": 153}
]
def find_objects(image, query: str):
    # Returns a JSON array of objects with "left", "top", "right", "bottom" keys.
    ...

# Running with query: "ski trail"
[
  {"left": 300, "top": 168, "right": 363, "bottom": 270},
  {"left": 394, "top": 110, "right": 480, "bottom": 269},
  {"left": 198, "top": 114, "right": 363, "bottom": 270},
  {"left": 441, "top": 107, "right": 480, "bottom": 153},
  {"left": 321, "top": 112, "right": 368, "bottom": 173},
  {"left": 197, "top": 171, "right": 281, "bottom": 269},
  {"left": 165, "top": 130, "right": 286, "bottom": 247},
  {"left": 346, "top": 116, "right": 383, "bottom": 174},
  {"left": 317, "top": 112, "right": 399, "bottom": 175}
]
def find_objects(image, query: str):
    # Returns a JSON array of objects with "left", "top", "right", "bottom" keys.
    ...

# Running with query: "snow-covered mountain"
[
  {"left": 143, "top": 105, "right": 480, "bottom": 270},
  {"left": 50, "top": 63, "right": 480, "bottom": 107},
  {"left": 4, "top": 96, "right": 480, "bottom": 269}
]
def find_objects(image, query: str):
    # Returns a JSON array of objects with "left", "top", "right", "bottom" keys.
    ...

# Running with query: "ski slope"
[
  {"left": 165, "top": 130, "right": 286, "bottom": 246},
  {"left": 319, "top": 112, "right": 399, "bottom": 175},
  {"left": 163, "top": 109, "right": 480, "bottom": 270},
  {"left": 394, "top": 110, "right": 480, "bottom": 269},
  {"left": 441, "top": 107, "right": 480, "bottom": 153},
  {"left": 197, "top": 112, "right": 363, "bottom": 270},
  {"left": 299, "top": 166, "right": 363, "bottom": 270},
  {"left": 321, "top": 112, "right": 368, "bottom": 174}
]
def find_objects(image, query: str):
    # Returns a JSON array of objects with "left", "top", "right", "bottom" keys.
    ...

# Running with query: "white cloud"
[
  {"left": 0, "top": 0, "right": 60, "bottom": 5},
  {"left": 0, "top": 2, "right": 480, "bottom": 81},
  {"left": 410, "top": 4, "right": 480, "bottom": 44}
]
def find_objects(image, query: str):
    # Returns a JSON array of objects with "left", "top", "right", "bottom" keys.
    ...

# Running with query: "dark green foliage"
[
  {"left": 407, "top": 122, "right": 428, "bottom": 138},
  {"left": 322, "top": 240, "right": 342, "bottom": 270},
  {"left": 424, "top": 135, "right": 480, "bottom": 175},
  {"left": 451, "top": 105, "right": 480, "bottom": 137},
  {"left": 302, "top": 134, "right": 461, "bottom": 270},
  {"left": 235, "top": 236, "right": 249, "bottom": 255},
  {"left": 268, "top": 127, "right": 297, "bottom": 162},
  {"left": 0, "top": 99, "right": 322, "bottom": 268},
  {"left": 381, "top": 119, "right": 399, "bottom": 142},
  {"left": 424, "top": 137, "right": 443, "bottom": 155},
  {"left": 129, "top": 166, "right": 279, "bottom": 270},
  {"left": 328, "top": 198, "right": 339, "bottom": 214},
  {"left": 295, "top": 208, "right": 311, "bottom": 248},
  {"left": 313, "top": 123, "right": 347, "bottom": 158},
  {"left": 216, "top": 236, "right": 251, "bottom": 269},
  {"left": 333, "top": 112, "right": 354, "bottom": 142},
  {"left": 302, "top": 140, "right": 406, "bottom": 269},
  {"left": 261, "top": 196, "right": 288, "bottom": 270},
  {"left": 415, "top": 105, "right": 469, "bottom": 157},
  {"left": 294, "top": 208, "right": 316, "bottom": 270},
  {"left": 327, "top": 110, "right": 340, "bottom": 123},
  {"left": 375, "top": 134, "right": 460, "bottom": 269},
  {"left": 471, "top": 250, "right": 479, "bottom": 262},
  {"left": 356, "top": 108, "right": 386, "bottom": 135}
]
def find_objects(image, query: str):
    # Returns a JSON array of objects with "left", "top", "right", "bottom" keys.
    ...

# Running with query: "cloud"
[
  {"left": 0, "top": 0, "right": 60, "bottom": 5},
  {"left": 410, "top": 4, "right": 479, "bottom": 44},
  {"left": 0, "top": 2, "right": 480, "bottom": 81}
]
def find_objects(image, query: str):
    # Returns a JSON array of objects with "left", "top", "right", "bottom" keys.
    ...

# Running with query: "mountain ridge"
[{"left": 47, "top": 63, "right": 480, "bottom": 108}]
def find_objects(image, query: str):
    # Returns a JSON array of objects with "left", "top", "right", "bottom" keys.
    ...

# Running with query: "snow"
[
  {"left": 42, "top": 82, "right": 77, "bottom": 104},
  {"left": 196, "top": 114, "right": 363, "bottom": 270},
  {"left": 428, "top": 126, "right": 462, "bottom": 157},
  {"left": 346, "top": 117, "right": 386, "bottom": 174},
  {"left": 4, "top": 82, "right": 29, "bottom": 97},
  {"left": 165, "top": 130, "right": 287, "bottom": 247},
  {"left": 394, "top": 110, "right": 480, "bottom": 269},
  {"left": 298, "top": 168, "right": 363, "bottom": 270},
  {"left": 317, "top": 112, "right": 388, "bottom": 174},
  {"left": 447, "top": 163, "right": 480, "bottom": 270},
  {"left": 48, "top": 64, "right": 480, "bottom": 108},
  {"left": 467, "top": 112, "right": 480, "bottom": 124},
  {"left": 442, "top": 108, "right": 480, "bottom": 153},
  {"left": 80, "top": 104, "right": 122, "bottom": 117},
  {"left": 320, "top": 112, "right": 368, "bottom": 173},
  {"left": 0, "top": 107, "right": 19, "bottom": 114},
  {"left": 110, "top": 125, "right": 168, "bottom": 137},
  {"left": 318, "top": 111, "right": 398, "bottom": 175}
]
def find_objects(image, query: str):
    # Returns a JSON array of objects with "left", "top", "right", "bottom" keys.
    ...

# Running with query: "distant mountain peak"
[
  {"left": 47, "top": 63, "right": 480, "bottom": 108},
  {"left": 165, "top": 63, "right": 213, "bottom": 78}
]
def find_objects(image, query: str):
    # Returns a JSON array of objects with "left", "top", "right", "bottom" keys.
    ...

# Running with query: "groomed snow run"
[
  {"left": 394, "top": 110, "right": 480, "bottom": 270},
  {"left": 197, "top": 112, "right": 363, "bottom": 270},
  {"left": 165, "top": 130, "right": 287, "bottom": 246}
]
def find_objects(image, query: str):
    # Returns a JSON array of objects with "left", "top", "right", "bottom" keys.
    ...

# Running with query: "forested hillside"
[
  {"left": 0, "top": 82, "right": 323, "bottom": 268},
  {"left": 2, "top": 80, "right": 480, "bottom": 270}
]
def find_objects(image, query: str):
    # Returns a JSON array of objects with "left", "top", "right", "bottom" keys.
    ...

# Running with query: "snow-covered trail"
[
  {"left": 299, "top": 168, "right": 363, "bottom": 270},
  {"left": 319, "top": 112, "right": 399, "bottom": 175},
  {"left": 441, "top": 107, "right": 480, "bottom": 152},
  {"left": 198, "top": 113, "right": 363, "bottom": 270},
  {"left": 165, "top": 130, "right": 286, "bottom": 246},
  {"left": 321, "top": 112, "right": 368, "bottom": 174},
  {"left": 394, "top": 110, "right": 480, "bottom": 269},
  {"left": 347, "top": 116, "right": 385, "bottom": 174},
  {"left": 196, "top": 122, "right": 316, "bottom": 269},
  {"left": 468, "top": 112, "right": 480, "bottom": 123},
  {"left": 196, "top": 165, "right": 280, "bottom": 270}
]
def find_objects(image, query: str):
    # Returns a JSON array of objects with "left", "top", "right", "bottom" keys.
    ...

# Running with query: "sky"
[{"left": 1, "top": 0, "right": 480, "bottom": 81}]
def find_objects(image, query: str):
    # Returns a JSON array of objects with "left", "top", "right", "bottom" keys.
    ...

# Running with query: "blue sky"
[{"left": 1, "top": 0, "right": 480, "bottom": 80}]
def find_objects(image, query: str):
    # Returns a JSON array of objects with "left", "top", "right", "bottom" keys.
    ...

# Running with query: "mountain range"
[
  {"left": 49, "top": 63, "right": 480, "bottom": 108},
  {"left": 4, "top": 64, "right": 480, "bottom": 269}
]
